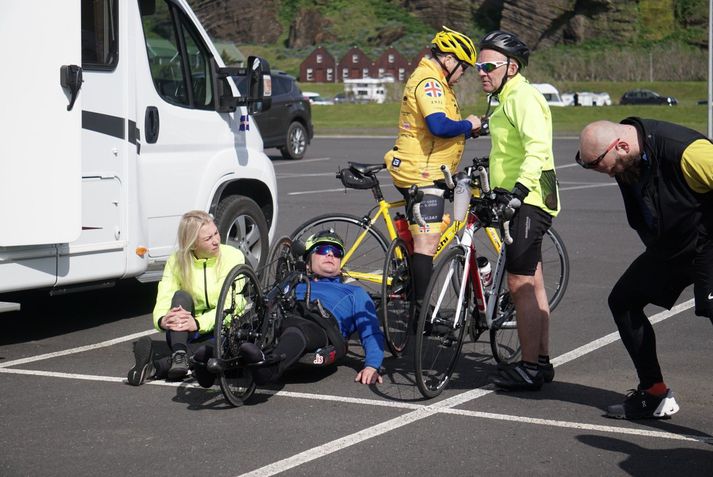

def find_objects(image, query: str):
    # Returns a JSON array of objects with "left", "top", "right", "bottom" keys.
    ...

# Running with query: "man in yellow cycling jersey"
[
  {"left": 476, "top": 31, "right": 561, "bottom": 391},
  {"left": 384, "top": 26, "right": 481, "bottom": 306},
  {"left": 577, "top": 118, "right": 713, "bottom": 420}
]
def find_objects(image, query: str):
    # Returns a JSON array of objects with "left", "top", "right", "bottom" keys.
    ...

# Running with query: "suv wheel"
[
  {"left": 280, "top": 121, "right": 307, "bottom": 160},
  {"left": 214, "top": 195, "right": 269, "bottom": 271}
]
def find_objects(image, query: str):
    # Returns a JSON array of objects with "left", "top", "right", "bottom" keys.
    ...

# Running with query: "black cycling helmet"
[{"left": 478, "top": 30, "right": 530, "bottom": 68}]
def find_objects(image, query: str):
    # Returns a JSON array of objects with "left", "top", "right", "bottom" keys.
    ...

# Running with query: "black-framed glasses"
[
  {"left": 576, "top": 137, "right": 619, "bottom": 169},
  {"left": 475, "top": 61, "right": 508, "bottom": 73}
]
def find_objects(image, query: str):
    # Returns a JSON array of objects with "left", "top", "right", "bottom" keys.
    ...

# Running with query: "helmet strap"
[
  {"left": 491, "top": 57, "right": 512, "bottom": 96},
  {"left": 434, "top": 54, "right": 457, "bottom": 84}
]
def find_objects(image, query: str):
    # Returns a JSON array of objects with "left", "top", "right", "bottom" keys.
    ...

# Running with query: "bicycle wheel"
[
  {"left": 381, "top": 238, "right": 414, "bottom": 356},
  {"left": 489, "top": 286, "right": 520, "bottom": 364},
  {"left": 541, "top": 227, "right": 569, "bottom": 312},
  {"left": 290, "top": 214, "right": 389, "bottom": 300},
  {"left": 262, "top": 236, "right": 295, "bottom": 288},
  {"left": 214, "top": 264, "right": 264, "bottom": 407},
  {"left": 414, "top": 247, "right": 469, "bottom": 398},
  {"left": 473, "top": 226, "right": 569, "bottom": 312}
]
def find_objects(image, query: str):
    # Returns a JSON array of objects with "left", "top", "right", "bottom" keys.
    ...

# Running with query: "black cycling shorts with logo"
[{"left": 505, "top": 204, "right": 553, "bottom": 276}]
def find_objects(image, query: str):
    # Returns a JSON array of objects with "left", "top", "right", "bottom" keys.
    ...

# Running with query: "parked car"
[
  {"left": 620, "top": 89, "right": 678, "bottom": 106},
  {"left": 303, "top": 91, "right": 334, "bottom": 105},
  {"left": 237, "top": 71, "right": 313, "bottom": 160},
  {"left": 562, "top": 91, "right": 612, "bottom": 106}
]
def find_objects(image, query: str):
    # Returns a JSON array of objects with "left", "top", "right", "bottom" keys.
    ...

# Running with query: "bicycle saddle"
[{"left": 348, "top": 162, "right": 386, "bottom": 175}]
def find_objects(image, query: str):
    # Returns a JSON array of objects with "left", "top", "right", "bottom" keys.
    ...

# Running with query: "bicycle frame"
[
  {"left": 430, "top": 211, "right": 510, "bottom": 334},
  {"left": 339, "top": 196, "right": 503, "bottom": 287}
]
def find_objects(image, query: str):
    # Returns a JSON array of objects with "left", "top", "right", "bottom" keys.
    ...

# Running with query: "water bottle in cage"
[
  {"left": 393, "top": 212, "right": 414, "bottom": 254},
  {"left": 476, "top": 256, "right": 492, "bottom": 287}
]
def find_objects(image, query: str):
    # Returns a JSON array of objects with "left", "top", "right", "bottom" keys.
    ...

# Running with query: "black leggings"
[
  {"left": 154, "top": 290, "right": 210, "bottom": 378},
  {"left": 253, "top": 316, "right": 328, "bottom": 384},
  {"left": 607, "top": 253, "right": 682, "bottom": 389}
]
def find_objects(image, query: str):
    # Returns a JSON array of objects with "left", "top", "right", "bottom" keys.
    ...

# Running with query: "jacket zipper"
[{"left": 203, "top": 261, "right": 210, "bottom": 308}]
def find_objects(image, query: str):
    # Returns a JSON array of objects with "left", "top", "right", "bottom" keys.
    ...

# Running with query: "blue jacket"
[{"left": 296, "top": 277, "right": 385, "bottom": 369}]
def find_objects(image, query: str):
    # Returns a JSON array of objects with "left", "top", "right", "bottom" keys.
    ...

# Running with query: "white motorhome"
[
  {"left": 343, "top": 78, "right": 394, "bottom": 104},
  {"left": 0, "top": 0, "right": 277, "bottom": 312}
]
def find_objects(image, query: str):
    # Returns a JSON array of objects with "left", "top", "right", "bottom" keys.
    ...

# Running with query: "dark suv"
[
  {"left": 620, "top": 89, "right": 678, "bottom": 106},
  {"left": 237, "top": 71, "right": 313, "bottom": 160}
]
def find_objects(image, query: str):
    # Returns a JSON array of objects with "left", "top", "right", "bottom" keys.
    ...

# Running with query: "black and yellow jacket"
[{"left": 619, "top": 117, "right": 713, "bottom": 258}]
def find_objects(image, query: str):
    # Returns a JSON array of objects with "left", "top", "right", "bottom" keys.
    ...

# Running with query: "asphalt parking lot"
[{"left": 1, "top": 137, "right": 712, "bottom": 476}]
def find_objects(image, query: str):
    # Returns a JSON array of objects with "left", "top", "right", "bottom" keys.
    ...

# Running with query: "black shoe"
[
  {"left": 167, "top": 350, "right": 189, "bottom": 380},
  {"left": 605, "top": 389, "right": 680, "bottom": 420},
  {"left": 127, "top": 337, "right": 154, "bottom": 386},
  {"left": 192, "top": 366, "right": 216, "bottom": 388},
  {"left": 541, "top": 363, "right": 555, "bottom": 383},
  {"left": 238, "top": 342, "right": 265, "bottom": 364},
  {"left": 490, "top": 362, "right": 544, "bottom": 391}
]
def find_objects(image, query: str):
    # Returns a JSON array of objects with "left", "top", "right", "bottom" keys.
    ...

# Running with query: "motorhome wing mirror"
[
  {"left": 211, "top": 56, "right": 271, "bottom": 114},
  {"left": 245, "top": 56, "right": 271, "bottom": 115}
]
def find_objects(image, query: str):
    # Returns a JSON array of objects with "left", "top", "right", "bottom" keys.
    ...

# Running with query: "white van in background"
[
  {"left": 532, "top": 83, "right": 567, "bottom": 107},
  {"left": 0, "top": 0, "right": 276, "bottom": 312}
]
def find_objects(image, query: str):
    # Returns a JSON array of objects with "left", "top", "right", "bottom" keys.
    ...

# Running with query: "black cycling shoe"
[
  {"left": 127, "top": 337, "right": 154, "bottom": 386},
  {"left": 540, "top": 363, "right": 555, "bottom": 383},
  {"left": 238, "top": 342, "right": 265, "bottom": 364},
  {"left": 167, "top": 350, "right": 189, "bottom": 380},
  {"left": 490, "top": 362, "right": 544, "bottom": 391}
]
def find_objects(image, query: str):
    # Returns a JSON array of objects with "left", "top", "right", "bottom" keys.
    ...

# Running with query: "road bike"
[
  {"left": 290, "top": 160, "right": 569, "bottom": 358},
  {"left": 414, "top": 160, "right": 546, "bottom": 398}
]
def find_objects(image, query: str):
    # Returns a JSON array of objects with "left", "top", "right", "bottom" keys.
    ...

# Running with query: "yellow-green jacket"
[
  {"left": 489, "top": 74, "right": 560, "bottom": 216},
  {"left": 153, "top": 244, "right": 245, "bottom": 334}
]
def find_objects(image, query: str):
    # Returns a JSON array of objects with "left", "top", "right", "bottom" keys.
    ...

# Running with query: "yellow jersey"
[{"left": 385, "top": 58, "right": 466, "bottom": 188}]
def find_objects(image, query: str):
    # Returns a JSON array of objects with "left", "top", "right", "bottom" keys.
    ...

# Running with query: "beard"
[{"left": 615, "top": 155, "right": 643, "bottom": 184}]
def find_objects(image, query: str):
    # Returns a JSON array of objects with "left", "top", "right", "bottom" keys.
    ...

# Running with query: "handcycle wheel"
[
  {"left": 214, "top": 264, "right": 264, "bottom": 407},
  {"left": 290, "top": 214, "right": 389, "bottom": 300},
  {"left": 414, "top": 247, "right": 468, "bottom": 398},
  {"left": 262, "top": 235, "right": 296, "bottom": 288},
  {"left": 380, "top": 238, "right": 414, "bottom": 356}
]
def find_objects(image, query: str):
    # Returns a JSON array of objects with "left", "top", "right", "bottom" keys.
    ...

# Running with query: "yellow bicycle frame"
[{"left": 340, "top": 195, "right": 503, "bottom": 286}]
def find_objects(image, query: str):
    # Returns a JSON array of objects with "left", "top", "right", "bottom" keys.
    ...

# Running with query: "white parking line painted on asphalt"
[
  {"left": 287, "top": 188, "right": 345, "bottom": 196},
  {"left": 443, "top": 408, "right": 713, "bottom": 444},
  {"left": 272, "top": 157, "right": 332, "bottom": 166},
  {"left": 0, "top": 329, "right": 157, "bottom": 368},
  {"left": 559, "top": 183, "right": 619, "bottom": 192}
]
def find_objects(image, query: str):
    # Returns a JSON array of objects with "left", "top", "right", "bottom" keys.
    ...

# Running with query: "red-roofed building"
[
  {"left": 372, "top": 47, "right": 411, "bottom": 82},
  {"left": 299, "top": 46, "right": 337, "bottom": 83},
  {"left": 337, "top": 47, "right": 373, "bottom": 81}
]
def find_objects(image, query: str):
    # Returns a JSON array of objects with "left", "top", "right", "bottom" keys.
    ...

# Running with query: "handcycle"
[
  {"left": 290, "top": 160, "right": 569, "bottom": 358},
  {"left": 201, "top": 240, "right": 344, "bottom": 407},
  {"left": 413, "top": 160, "right": 546, "bottom": 398}
]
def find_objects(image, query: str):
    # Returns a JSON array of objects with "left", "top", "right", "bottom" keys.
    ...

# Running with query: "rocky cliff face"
[
  {"left": 187, "top": 0, "right": 687, "bottom": 52},
  {"left": 187, "top": 0, "right": 282, "bottom": 45}
]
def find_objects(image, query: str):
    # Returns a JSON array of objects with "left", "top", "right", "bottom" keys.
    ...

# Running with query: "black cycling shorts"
[
  {"left": 505, "top": 204, "right": 553, "bottom": 276},
  {"left": 397, "top": 186, "right": 444, "bottom": 234}
]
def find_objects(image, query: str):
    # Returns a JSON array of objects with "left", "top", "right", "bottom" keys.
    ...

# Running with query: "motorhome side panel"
[
  {"left": 0, "top": 1, "right": 82, "bottom": 292},
  {"left": 56, "top": 0, "right": 134, "bottom": 287}
]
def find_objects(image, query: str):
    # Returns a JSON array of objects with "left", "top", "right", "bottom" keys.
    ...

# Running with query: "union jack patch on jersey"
[{"left": 423, "top": 81, "right": 443, "bottom": 98}]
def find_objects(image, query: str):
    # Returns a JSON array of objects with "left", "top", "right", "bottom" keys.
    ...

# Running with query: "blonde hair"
[{"left": 175, "top": 210, "right": 218, "bottom": 294}]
